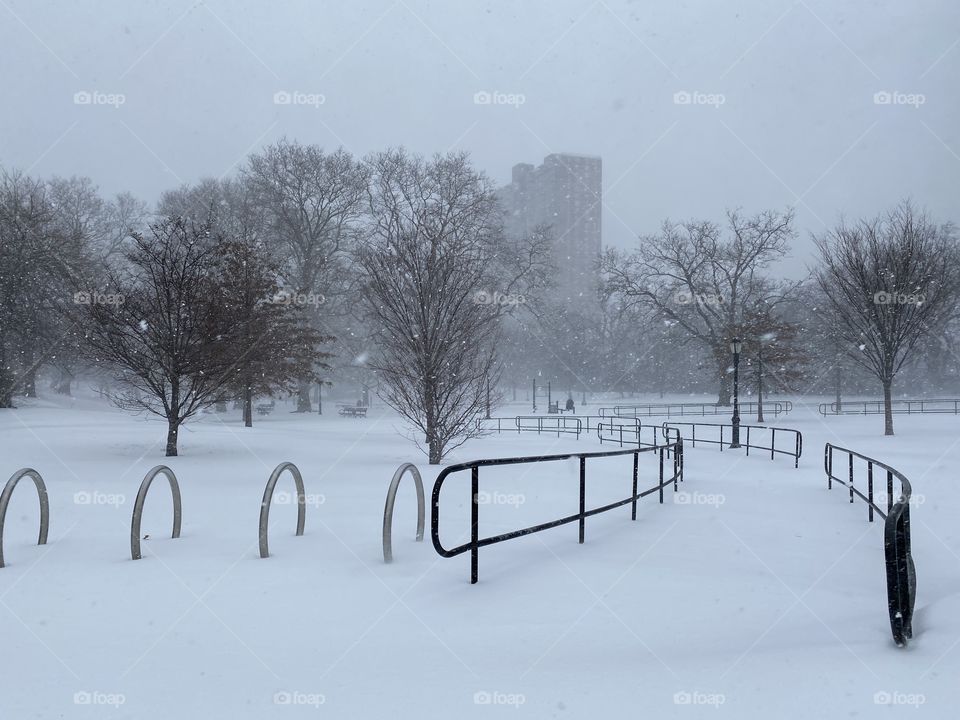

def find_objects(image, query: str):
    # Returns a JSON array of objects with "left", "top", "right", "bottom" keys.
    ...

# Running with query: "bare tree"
[
  {"left": 358, "top": 149, "right": 543, "bottom": 463},
  {"left": 244, "top": 139, "right": 369, "bottom": 412},
  {"left": 603, "top": 209, "right": 797, "bottom": 404},
  {"left": 814, "top": 201, "right": 960, "bottom": 435},
  {"left": 75, "top": 217, "right": 236, "bottom": 455},
  {"left": 0, "top": 169, "right": 62, "bottom": 406}
]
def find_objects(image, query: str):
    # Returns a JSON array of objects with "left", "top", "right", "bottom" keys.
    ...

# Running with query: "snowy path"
[{"left": 1, "top": 400, "right": 958, "bottom": 718}]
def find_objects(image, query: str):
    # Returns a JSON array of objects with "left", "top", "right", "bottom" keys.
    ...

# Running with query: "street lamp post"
[
  {"left": 730, "top": 338, "right": 742, "bottom": 449},
  {"left": 485, "top": 378, "right": 491, "bottom": 419},
  {"left": 756, "top": 344, "right": 764, "bottom": 423}
]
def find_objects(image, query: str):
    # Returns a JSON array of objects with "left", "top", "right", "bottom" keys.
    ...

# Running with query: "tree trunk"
[
  {"left": 717, "top": 361, "right": 731, "bottom": 406},
  {"left": 165, "top": 418, "right": 180, "bottom": 456},
  {"left": 167, "top": 378, "right": 180, "bottom": 456},
  {"left": 243, "top": 382, "right": 253, "bottom": 428},
  {"left": 429, "top": 434, "right": 442, "bottom": 464},
  {"left": 834, "top": 364, "right": 842, "bottom": 413},
  {"left": 22, "top": 361, "right": 37, "bottom": 398},
  {"left": 296, "top": 378, "right": 312, "bottom": 413},
  {"left": 882, "top": 378, "right": 894, "bottom": 436},
  {"left": 0, "top": 343, "right": 13, "bottom": 408},
  {"left": 54, "top": 368, "right": 73, "bottom": 396}
]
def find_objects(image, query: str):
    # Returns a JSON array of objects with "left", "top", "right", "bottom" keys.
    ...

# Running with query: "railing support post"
[
  {"left": 471, "top": 466, "right": 479, "bottom": 584},
  {"left": 631, "top": 452, "right": 638, "bottom": 521},
  {"left": 578, "top": 457, "right": 586, "bottom": 544},
  {"left": 887, "top": 470, "right": 894, "bottom": 514},
  {"left": 849, "top": 455, "right": 855, "bottom": 504},
  {"left": 868, "top": 462, "right": 874, "bottom": 522},
  {"left": 658, "top": 450, "right": 665, "bottom": 504}
]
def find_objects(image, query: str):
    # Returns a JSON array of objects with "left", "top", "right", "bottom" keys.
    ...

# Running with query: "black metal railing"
[
  {"left": 476, "top": 416, "right": 583, "bottom": 437},
  {"left": 823, "top": 443, "right": 916, "bottom": 647},
  {"left": 479, "top": 415, "right": 627, "bottom": 434},
  {"left": 662, "top": 421, "right": 802, "bottom": 468},
  {"left": 597, "top": 420, "right": 679, "bottom": 449},
  {"left": 819, "top": 398, "right": 960, "bottom": 416},
  {"left": 431, "top": 439, "right": 684, "bottom": 584},
  {"left": 600, "top": 400, "right": 791, "bottom": 419}
]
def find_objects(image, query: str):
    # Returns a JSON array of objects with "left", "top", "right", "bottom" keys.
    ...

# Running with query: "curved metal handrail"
[
  {"left": 382, "top": 463, "right": 425, "bottom": 563},
  {"left": 662, "top": 421, "right": 802, "bottom": 468},
  {"left": 431, "top": 439, "right": 684, "bottom": 583},
  {"left": 514, "top": 416, "right": 582, "bottom": 437},
  {"left": 819, "top": 398, "right": 960, "bottom": 416},
  {"left": 599, "top": 400, "right": 789, "bottom": 419},
  {"left": 823, "top": 443, "right": 916, "bottom": 646},
  {"left": 130, "top": 465, "right": 182, "bottom": 560},
  {"left": 258, "top": 461, "right": 306, "bottom": 559},
  {"left": 0, "top": 468, "right": 50, "bottom": 568}
]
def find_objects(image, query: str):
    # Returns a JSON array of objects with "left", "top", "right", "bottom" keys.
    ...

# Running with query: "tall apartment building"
[{"left": 499, "top": 153, "right": 602, "bottom": 303}]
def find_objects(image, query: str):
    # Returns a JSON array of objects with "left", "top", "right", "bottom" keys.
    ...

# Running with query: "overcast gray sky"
[{"left": 1, "top": 0, "right": 958, "bottom": 273}]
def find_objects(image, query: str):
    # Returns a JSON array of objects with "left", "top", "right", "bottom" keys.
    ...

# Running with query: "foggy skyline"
[{"left": 2, "top": 0, "right": 958, "bottom": 274}]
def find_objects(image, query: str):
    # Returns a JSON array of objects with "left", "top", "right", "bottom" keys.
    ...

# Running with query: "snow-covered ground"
[{"left": 1, "top": 393, "right": 958, "bottom": 718}]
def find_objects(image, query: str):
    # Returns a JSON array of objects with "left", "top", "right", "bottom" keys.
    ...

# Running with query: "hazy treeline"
[{"left": 2, "top": 140, "right": 958, "bottom": 456}]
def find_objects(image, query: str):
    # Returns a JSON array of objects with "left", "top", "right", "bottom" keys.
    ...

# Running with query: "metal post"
[
  {"left": 826, "top": 445, "right": 832, "bottom": 489},
  {"left": 631, "top": 452, "right": 638, "bottom": 520},
  {"left": 471, "top": 466, "right": 479, "bottom": 584},
  {"left": 658, "top": 449, "right": 664, "bottom": 503},
  {"left": 578, "top": 457, "right": 586, "bottom": 544},
  {"left": 757, "top": 346, "right": 764, "bottom": 423},
  {"left": 887, "top": 470, "right": 894, "bottom": 513},
  {"left": 868, "top": 462, "right": 874, "bottom": 522},
  {"left": 730, "top": 342, "right": 742, "bottom": 448},
  {"left": 548, "top": 381, "right": 552, "bottom": 409},
  {"left": 849, "top": 454, "right": 854, "bottom": 504}
]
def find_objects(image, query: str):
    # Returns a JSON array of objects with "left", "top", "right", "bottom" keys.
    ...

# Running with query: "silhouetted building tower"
[{"left": 499, "top": 153, "right": 602, "bottom": 302}]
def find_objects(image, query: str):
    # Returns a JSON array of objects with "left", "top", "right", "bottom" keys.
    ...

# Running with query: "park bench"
[
  {"left": 338, "top": 404, "right": 368, "bottom": 418},
  {"left": 255, "top": 400, "right": 275, "bottom": 416}
]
